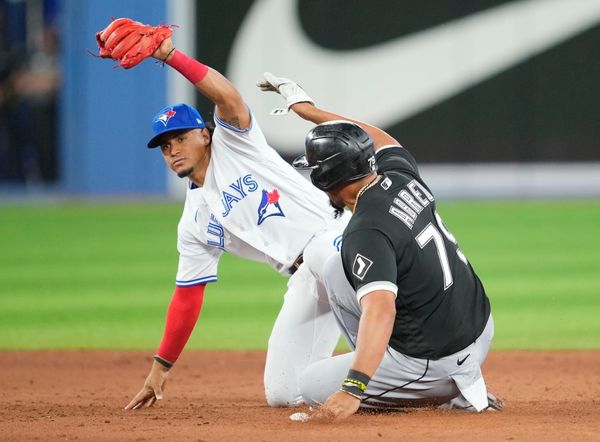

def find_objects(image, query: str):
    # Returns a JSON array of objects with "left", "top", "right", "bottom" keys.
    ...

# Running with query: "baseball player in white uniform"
[{"left": 124, "top": 37, "right": 346, "bottom": 410}]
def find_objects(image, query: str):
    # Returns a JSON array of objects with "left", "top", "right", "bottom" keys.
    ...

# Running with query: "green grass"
[
  {"left": 439, "top": 201, "right": 600, "bottom": 349},
  {"left": 0, "top": 201, "right": 598, "bottom": 350}
]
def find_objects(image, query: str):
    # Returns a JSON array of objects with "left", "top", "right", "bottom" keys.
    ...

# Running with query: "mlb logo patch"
[
  {"left": 352, "top": 253, "right": 373, "bottom": 280},
  {"left": 380, "top": 177, "right": 392, "bottom": 190}
]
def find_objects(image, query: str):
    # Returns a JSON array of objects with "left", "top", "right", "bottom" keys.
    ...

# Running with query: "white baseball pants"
[{"left": 263, "top": 216, "right": 349, "bottom": 406}]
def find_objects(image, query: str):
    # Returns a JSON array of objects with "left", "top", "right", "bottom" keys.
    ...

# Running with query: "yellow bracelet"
[{"left": 343, "top": 377, "right": 367, "bottom": 392}]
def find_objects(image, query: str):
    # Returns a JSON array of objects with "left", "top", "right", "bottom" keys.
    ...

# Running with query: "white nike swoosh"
[{"left": 228, "top": 0, "right": 600, "bottom": 154}]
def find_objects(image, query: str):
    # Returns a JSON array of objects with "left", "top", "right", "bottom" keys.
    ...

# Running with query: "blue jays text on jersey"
[
  {"left": 221, "top": 174, "right": 259, "bottom": 217},
  {"left": 207, "top": 214, "right": 225, "bottom": 249}
]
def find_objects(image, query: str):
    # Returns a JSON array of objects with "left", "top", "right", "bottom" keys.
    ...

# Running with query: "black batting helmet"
[{"left": 293, "top": 121, "right": 377, "bottom": 191}]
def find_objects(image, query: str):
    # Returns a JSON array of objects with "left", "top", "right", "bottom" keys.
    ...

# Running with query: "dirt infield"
[{"left": 1, "top": 350, "right": 598, "bottom": 441}]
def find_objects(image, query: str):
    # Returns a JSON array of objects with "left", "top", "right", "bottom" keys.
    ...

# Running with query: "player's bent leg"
[
  {"left": 362, "top": 349, "right": 458, "bottom": 408},
  {"left": 299, "top": 347, "right": 460, "bottom": 409},
  {"left": 264, "top": 265, "right": 340, "bottom": 407},
  {"left": 363, "top": 317, "right": 495, "bottom": 411}
]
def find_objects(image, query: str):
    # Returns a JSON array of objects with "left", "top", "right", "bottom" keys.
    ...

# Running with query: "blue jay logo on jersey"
[{"left": 257, "top": 189, "right": 285, "bottom": 225}]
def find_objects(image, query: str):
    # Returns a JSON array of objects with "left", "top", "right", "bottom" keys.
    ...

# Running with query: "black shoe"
[{"left": 486, "top": 392, "right": 504, "bottom": 411}]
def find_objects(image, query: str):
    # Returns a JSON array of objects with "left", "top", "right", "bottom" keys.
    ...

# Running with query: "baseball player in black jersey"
[{"left": 259, "top": 73, "right": 502, "bottom": 420}]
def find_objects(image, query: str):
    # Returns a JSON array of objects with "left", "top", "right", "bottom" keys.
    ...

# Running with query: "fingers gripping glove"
[
  {"left": 96, "top": 18, "right": 174, "bottom": 69},
  {"left": 257, "top": 72, "right": 314, "bottom": 115}
]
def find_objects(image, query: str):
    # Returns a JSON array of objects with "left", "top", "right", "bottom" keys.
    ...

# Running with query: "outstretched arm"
[
  {"left": 153, "top": 37, "right": 250, "bottom": 130},
  {"left": 258, "top": 72, "right": 398, "bottom": 150},
  {"left": 125, "top": 284, "right": 205, "bottom": 410}
]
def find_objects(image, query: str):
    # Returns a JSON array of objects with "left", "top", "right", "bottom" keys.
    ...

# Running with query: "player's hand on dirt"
[
  {"left": 257, "top": 72, "right": 314, "bottom": 113},
  {"left": 310, "top": 391, "right": 361, "bottom": 421},
  {"left": 124, "top": 361, "right": 170, "bottom": 410},
  {"left": 152, "top": 37, "right": 175, "bottom": 62}
]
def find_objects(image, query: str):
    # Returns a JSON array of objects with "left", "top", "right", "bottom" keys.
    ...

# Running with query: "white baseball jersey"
[{"left": 175, "top": 109, "right": 335, "bottom": 287}]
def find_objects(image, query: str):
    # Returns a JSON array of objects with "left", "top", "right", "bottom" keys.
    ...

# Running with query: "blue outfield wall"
[{"left": 61, "top": 0, "right": 168, "bottom": 195}]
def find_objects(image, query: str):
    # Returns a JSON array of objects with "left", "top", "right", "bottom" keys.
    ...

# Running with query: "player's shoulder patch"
[{"left": 352, "top": 253, "right": 373, "bottom": 280}]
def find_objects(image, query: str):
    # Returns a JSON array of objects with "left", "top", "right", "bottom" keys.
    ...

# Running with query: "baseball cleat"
[{"left": 485, "top": 392, "right": 504, "bottom": 411}]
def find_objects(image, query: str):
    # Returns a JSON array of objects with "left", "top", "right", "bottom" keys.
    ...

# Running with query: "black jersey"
[{"left": 341, "top": 146, "right": 490, "bottom": 359}]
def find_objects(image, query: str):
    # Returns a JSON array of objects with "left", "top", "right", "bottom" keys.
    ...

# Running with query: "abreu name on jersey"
[{"left": 386, "top": 177, "right": 435, "bottom": 230}]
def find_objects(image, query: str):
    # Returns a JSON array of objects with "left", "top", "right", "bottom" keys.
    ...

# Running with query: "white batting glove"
[{"left": 257, "top": 72, "right": 314, "bottom": 115}]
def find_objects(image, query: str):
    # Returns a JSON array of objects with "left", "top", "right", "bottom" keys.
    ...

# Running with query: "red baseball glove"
[{"left": 95, "top": 18, "right": 174, "bottom": 69}]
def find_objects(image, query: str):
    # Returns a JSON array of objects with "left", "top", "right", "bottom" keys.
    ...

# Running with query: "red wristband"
[{"left": 167, "top": 50, "right": 209, "bottom": 84}]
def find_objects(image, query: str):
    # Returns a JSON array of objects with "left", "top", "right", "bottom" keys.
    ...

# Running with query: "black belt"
[{"left": 289, "top": 254, "right": 304, "bottom": 274}]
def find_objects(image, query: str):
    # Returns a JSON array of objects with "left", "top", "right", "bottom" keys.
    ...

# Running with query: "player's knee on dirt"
[
  {"left": 264, "top": 343, "right": 304, "bottom": 407},
  {"left": 264, "top": 379, "right": 302, "bottom": 407}
]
